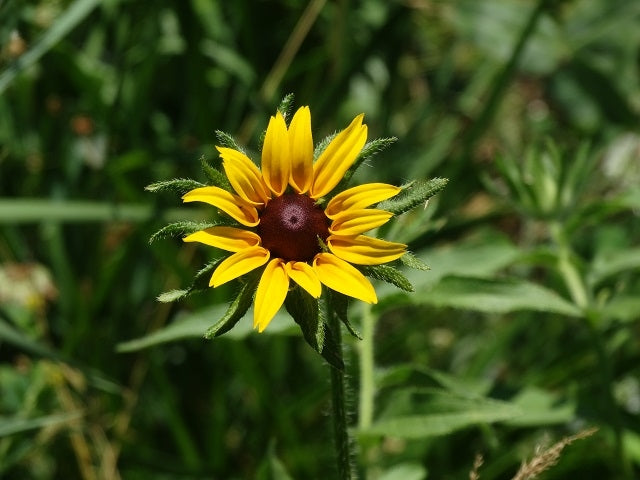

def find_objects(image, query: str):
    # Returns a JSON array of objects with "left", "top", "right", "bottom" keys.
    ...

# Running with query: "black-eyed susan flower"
[{"left": 181, "top": 106, "right": 406, "bottom": 332}]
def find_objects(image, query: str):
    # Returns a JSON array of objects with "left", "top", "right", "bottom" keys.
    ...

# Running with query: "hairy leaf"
[
  {"left": 149, "top": 221, "right": 223, "bottom": 244},
  {"left": 145, "top": 178, "right": 204, "bottom": 195},
  {"left": 201, "top": 157, "right": 232, "bottom": 190},
  {"left": 361, "top": 264, "right": 414, "bottom": 292},
  {"left": 205, "top": 272, "right": 260, "bottom": 338},
  {"left": 400, "top": 252, "right": 430, "bottom": 271},
  {"left": 378, "top": 178, "right": 448, "bottom": 215},
  {"left": 215, "top": 130, "right": 245, "bottom": 152},
  {"left": 330, "top": 290, "right": 362, "bottom": 340}
]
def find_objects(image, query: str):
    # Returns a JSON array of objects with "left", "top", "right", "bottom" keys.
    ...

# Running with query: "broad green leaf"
[
  {"left": 0, "top": 412, "right": 83, "bottom": 437},
  {"left": 378, "top": 463, "right": 427, "bottom": 480},
  {"left": 404, "top": 233, "right": 521, "bottom": 290},
  {"left": 117, "top": 305, "right": 294, "bottom": 352},
  {"left": 589, "top": 248, "right": 640, "bottom": 285},
  {"left": 360, "top": 396, "right": 521, "bottom": 439},
  {"left": 415, "top": 276, "right": 582, "bottom": 316},
  {"left": 505, "top": 387, "right": 575, "bottom": 427},
  {"left": 599, "top": 295, "right": 640, "bottom": 323}
]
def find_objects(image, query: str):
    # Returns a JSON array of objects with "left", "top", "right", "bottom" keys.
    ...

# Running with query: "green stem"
[
  {"left": 358, "top": 303, "right": 375, "bottom": 431},
  {"left": 328, "top": 303, "right": 354, "bottom": 480}
]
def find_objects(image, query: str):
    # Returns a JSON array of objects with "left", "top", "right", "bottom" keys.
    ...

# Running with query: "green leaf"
[
  {"left": 416, "top": 276, "right": 582, "bottom": 316},
  {"left": 589, "top": 247, "right": 640, "bottom": 286},
  {"left": 156, "top": 260, "right": 220, "bottom": 303},
  {"left": 0, "top": 412, "right": 84, "bottom": 437},
  {"left": 313, "top": 132, "right": 337, "bottom": 160},
  {"left": 378, "top": 178, "right": 449, "bottom": 215},
  {"left": 204, "top": 272, "right": 260, "bottom": 338},
  {"left": 157, "top": 289, "right": 190, "bottom": 303},
  {"left": 330, "top": 290, "right": 362, "bottom": 339},
  {"left": 359, "top": 393, "right": 522, "bottom": 439},
  {"left": 116, "top": 305, "right": 295, "bottom": 352},
  {"left": 362, "top": 264, "right": 414, "bottom": 292},
  {"left": 201, "top": 157, "right": 232, "bottom": 190},
  {"left": 145, "top": 178, "right": 204, "bottom": 195},
  {"left": 277, "top": 93, "right": 295, "bottom": 121},
  {"left": 149, "top": 221, "right": 223, "bottom": 243},
  {"left": 215, "top": 130, "right": 244, "bottom": 152},
  {"left": 378, "top": 463, "right": 427, "bottom": 480},
  {"left": 505, "top": 387, "right": 575, "bottom": 427},
  {"left": 400, "top": 252, "right": 430, "bottom": 271},
  {"left": 599, "top": 295, "right": 640, "bottom": 323},
  {"left": 285, "top": 287, "right": 343, "bottom": 370}
]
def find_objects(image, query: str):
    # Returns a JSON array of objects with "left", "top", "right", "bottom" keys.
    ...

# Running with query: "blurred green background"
[{"left": 1, "top": 0, "right": 639, "bottom": 478}]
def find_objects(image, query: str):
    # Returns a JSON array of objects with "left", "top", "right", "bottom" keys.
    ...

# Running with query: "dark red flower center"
[{"left": 258, "top": 193, "right": 330, "bottom": 262}]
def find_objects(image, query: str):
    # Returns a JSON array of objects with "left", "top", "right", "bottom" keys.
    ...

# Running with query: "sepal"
[
  {"left": 204, "top": 271, "right": 260, "bottom": 338},
  {"left": 201, "top": 157, "right": 232, "bottom": 190},
  {"left": 145, "top": 178, "right": 204, "bottom": 195},
  {"left": 400, "top": 251, "right": 430, "bottom": 271},
  {"left": 361, "top": 264, "right": 414, "bottom": 292},
  {"left": 157, "top": 259, "right": 221, "bottom": 303},
  {"left": 330, "top": 290, "right": 362, "bottom": 339},
  {"left": 277, "top": 93, "right": 295, "bottom": 121},
  {"left": 378, "top": 178, "right": 448, "bottom": 215},
  {"left": 285, "top": 286, "right": 344, "bottom": 371},
  {"left": 215, "top": 130, "right": 244, "bottom": 152},
  {"left": 339, "top": 137, "right": 397, "bottom": 187},
  {"left": 149, "top": 221, "right": 227, "bottom": 244}
]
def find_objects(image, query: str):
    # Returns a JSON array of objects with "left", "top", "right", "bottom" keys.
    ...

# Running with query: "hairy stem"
[{"left": 328, "top": 304, "right": 354, "bottom": 480}]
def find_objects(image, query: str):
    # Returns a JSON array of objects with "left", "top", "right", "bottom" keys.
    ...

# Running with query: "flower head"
[{"left": 182, "top": 106, "right": 407, "bottom": 332}]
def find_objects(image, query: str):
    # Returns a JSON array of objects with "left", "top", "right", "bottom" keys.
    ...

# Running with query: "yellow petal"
[
  {"left": 210, "top": 246, "right": 269, "bottom": 287},
  {"left": 262, "top": 111, "right": 290, "bottom": 196},
  {"left": 327, "top": 235, "right": 406, "bottom": 265},
  {"left": 288, "top": 106, "right": 313, "bottom": 193},
  {"left": 254, "top": 258, "right": 289, "bottom": 332},
  {"left": 310, "top": 114, "right": 367, "bottom": 199},
  {"left": 183, "top": 226, "right": 261, "bottom": 252},
  {"left": 325, "top": 183, "right": 401, "bottom": 219},
  {"left": 183, "top": 186, "right": 259, "bottom": 227},
  {"left": 285, "top": 261, "right": 321, "bottom": 298},
  {"left": 218, "top": 147, "right": 270, "bottom": 206},
  {"left": 313, "top": 253, "right": 377, "bottom": 303},
  {"left": 329, "top": 209, "right": 393, "bottom": 236}
]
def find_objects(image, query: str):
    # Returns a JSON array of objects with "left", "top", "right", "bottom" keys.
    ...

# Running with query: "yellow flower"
[{"left": 182, "top": 107, "right": 406, "bottom": 332}]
